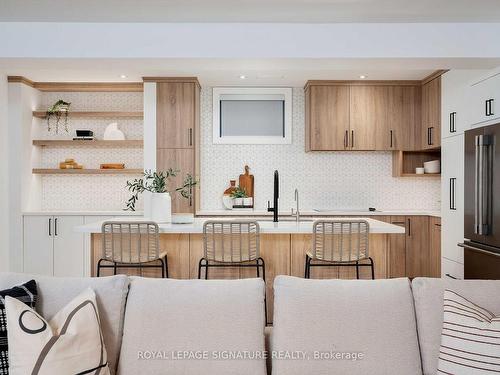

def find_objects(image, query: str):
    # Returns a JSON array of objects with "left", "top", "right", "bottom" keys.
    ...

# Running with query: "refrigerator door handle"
[
  {"left": 474, "top": 134, "right": 492, "bottom": 235},
  {"left": 459, "top": 242, "right": 500, "bottom": 258},
  {"left": 474, "top": 135, "right": 480, "bottom": 234}
]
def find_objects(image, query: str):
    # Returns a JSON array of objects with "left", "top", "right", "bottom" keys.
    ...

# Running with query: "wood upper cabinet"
[
  {"left": 306, "top": 85, "right": 350, "bottom": 151},
  {"left": 157, "top": 148, "right": 194, "bottom": 213},
  {"left": 421, "top": 76, "right": 441, "bottom": 149},
  {"left": 349, "top": 86, "right": 382, "bottom": 150},
  {"left": 305, "top": 81, "right": 421, "bottom": 151},
  {"left": 157, "top": 82, "right": 196, "bottom": 149}
]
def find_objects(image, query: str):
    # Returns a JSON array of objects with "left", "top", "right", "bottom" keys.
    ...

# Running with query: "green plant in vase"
[
  {"left": 124, "top": 169, "right": 197, "bottom": 212},
  {"left": 46, "top": 99, "right": 71, "bottom": 134}
]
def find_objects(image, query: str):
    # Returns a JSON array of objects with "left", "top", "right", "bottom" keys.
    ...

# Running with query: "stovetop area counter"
[{"left": 76, "top": 217, "right": 405, "bottom": 234}]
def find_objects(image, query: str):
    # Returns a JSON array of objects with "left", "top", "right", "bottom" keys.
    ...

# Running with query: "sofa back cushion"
[
  {"left": 118, "top": 277, "right": 267, "bottom": 375},
  {"left": 272, "top": 276, "right": 422, "bottom": 375},
  {"left": 0, "top": 273, "right": 129, "bottom": 375},
  {"left": 411, "top": 278, "right": 500, "bottom": 375}
]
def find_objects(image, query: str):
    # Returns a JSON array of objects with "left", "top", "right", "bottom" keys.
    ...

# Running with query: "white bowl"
[{"left": 423, "top": 160, "right": 440, "bottom": 174}]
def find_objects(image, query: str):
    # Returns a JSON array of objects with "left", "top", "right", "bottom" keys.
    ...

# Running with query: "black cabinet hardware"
[
  {"left": 449, "top": 178, "right": 457, "bottom": 210},
  {"left": 351, "top": 130, "right": 354, "bottom": 148},
  {"left": 188, "top": 128, "right": 193, "bottom": 146},
  {"left": 54, "top": 218, "right": 58, "bottom": 236},
  {"left": 407, "top": 218, "right": 411, "bottom": 237},
  {"left": 445, "top": 273, "right": 457, "bottom": 280},
  {"left": 449, "top": 112, "right": 457, "bottom": 133},
  {"left": 390, "top": 130, "right": 393, "bottom": 148},
  {"left": 427, "top": 127, "right": 434, "bottom": 146},
  {"left": 344, "top": 130, "right": 348, "bottom": 148},
  {"left": 48, "top": 218, "right": 51, "bottom": 236},
  {"left": 485, "top": 99, "right": 494, "bottom": 116}
]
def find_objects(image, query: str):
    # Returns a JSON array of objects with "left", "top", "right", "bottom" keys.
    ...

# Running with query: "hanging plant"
[{"left": 46, "top": 100, "right": 71, "bottom": 134}]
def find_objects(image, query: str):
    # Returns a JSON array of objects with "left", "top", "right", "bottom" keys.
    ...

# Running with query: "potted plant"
[
  {"left": 125, "top": 169, "right": 196, "bottom": 223},
  {"left": 230, "top": 186, "right": 248, "bottom": 207},
  {"left": 46, "top": 99, "right": 71, "bottom": 134}
]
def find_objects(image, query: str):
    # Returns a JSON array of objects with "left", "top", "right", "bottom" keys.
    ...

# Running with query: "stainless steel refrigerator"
[{"left": 463, "top": 122, "right": 500, "bottom": 279}]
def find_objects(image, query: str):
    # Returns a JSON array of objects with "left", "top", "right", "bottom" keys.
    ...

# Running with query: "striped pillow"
[{"left": 438, "top": 289, "right": 500, "bottom": 374}]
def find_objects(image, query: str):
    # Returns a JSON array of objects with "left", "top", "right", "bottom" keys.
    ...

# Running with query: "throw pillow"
[
  {"left": 0, "top": 279, "right": 37, "bottom": 375},
  {"left": 438, "top": 289, "right": 500, "bottom": 374},
  {"left": 5, "top": 288, "right": 110, "bottom": 375}
]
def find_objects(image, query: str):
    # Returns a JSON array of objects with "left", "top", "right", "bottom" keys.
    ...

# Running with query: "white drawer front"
[{"left": 441, "top": 257, "right": 464, "bottom": 280}]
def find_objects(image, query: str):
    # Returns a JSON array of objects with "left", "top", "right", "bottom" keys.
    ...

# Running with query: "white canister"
[
  {"left": 233, "top": 198, "right": 244, "bottom": 206},
  {"left": 415, "top": 167, "right": 425, "bottom": 175},
  {"left": 243, "top": 197, "right": 253, "bottom": 206},
  {"left": 150, "top": 192, "right": 172, "bottom": 223}
]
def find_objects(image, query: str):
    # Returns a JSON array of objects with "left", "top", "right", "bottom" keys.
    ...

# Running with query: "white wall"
[
  {"left": 200, "top": 87, "right": 441, "bottom": 212},
  {"left": 1, "top": 23, "right": 500, "bottom": 59},
  {"left": 0, "top": 74, "right": 9, "bottom": 271}
]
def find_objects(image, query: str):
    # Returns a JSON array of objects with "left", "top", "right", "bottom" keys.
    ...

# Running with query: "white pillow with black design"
[
  {"left": 0, "top": 279, "right": 37, "bottom": 375},
  {"left": 438, "top": 289, "right": 500, "bottom": 374},
  {"left": 5, "top": 288, "right": 110, "bottom": 375}
]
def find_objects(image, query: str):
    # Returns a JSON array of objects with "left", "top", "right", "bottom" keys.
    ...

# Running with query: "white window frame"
[{"left": 212, "top": 87, "right": 292, "bottom": 144}]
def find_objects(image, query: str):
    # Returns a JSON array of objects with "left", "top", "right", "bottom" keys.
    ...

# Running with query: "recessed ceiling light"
[
  {"left": 120, "top": 74, "right": 127, "bottom": 79},
  {"left": 239, "top": 75, "right": 246, "bottom": 80},
  {"left": 359, "top": 75, "right": 367, "bottom": 79}
]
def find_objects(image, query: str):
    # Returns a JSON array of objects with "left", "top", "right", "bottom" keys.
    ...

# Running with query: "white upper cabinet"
[
  {"left": 441, "top": 70, "right": 487, "bottom": 138},
  {"left": 469, "top": 70, "right": 500, "bottom": 127},
  {"left": 441, "top": 135, "right": 465, "bottom": 264}
]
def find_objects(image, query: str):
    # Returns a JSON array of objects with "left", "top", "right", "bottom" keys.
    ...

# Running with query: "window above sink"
[{"left": 212, "top": 87, "right": 292, "bottom": 144}]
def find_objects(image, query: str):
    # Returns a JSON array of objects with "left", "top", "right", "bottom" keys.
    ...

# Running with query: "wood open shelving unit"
[
  {"left": 32, "top": 111, "right": 143, "bottom": 119},
  {"left": 32, "top": 169, "right": 143, "bottom": 175},
  {"left": 32, "top": 140, "right": 143, "bottom": 147},
  {"left": 392, "top": 149, "right": 441, "bottom": 177}
]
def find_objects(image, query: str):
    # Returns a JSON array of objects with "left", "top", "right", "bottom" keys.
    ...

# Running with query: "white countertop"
[
  {"left": 76, "top": 216, "right": 405, "bottom": 234},
  {"left": 196, "top": 209, "right": 441, "bottom": 218},
  {"left": 23, "top": 211, "right": 143, "bottom": 216}
]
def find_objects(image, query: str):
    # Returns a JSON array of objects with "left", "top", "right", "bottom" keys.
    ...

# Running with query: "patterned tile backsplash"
[
  {"left": 200, "top": 87, "right": 441, "bottom": 212},
  {"left": 40, "top": 91, "right": 143, "bottom": 211}
]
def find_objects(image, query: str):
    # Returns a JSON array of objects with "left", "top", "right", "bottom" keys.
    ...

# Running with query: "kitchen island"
[{"left": 78, "top": 217, "right": 404, "bottom": 322}]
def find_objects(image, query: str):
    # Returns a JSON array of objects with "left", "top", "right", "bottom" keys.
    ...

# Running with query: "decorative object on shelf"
[
  {"left": 59, "top": 158, "right": 83, "bottom": 169},
  {"left": 222, "top": 180, "right": 237, "bottom": 210},
  {"left": 73, "top": 130, "right": 94, "bottom": 141},
  {"left": 100, "top": 163, "right": 125, "bottom": 170},
  {"left": 423, "top": 160, "right": 441, "bottom": 174},
  {"left": 46, "top": 99, "right": 71, "bottom": 134},
  {"left": 415, "top": 167, "right": 425, "bottom": 175},
  {"left": 103, "top": 122, "right": 125, "bottom": 140},
  {"left": 125, "top": 170, "right": 197, "bottom": 223}
]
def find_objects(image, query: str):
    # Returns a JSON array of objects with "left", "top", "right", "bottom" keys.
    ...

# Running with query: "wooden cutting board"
[{"left": 239, "top": 165, "right": 254, "bottom": 198}]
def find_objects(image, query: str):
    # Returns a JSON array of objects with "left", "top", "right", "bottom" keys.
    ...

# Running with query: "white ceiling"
[
  {"left": 1, "top": 0, "right": 500, "bottom": 23},
  {"left": 1, "top": 58, "right": 499, "bottom": 86}
]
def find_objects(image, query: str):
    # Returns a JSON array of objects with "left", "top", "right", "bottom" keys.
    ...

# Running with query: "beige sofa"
[{"left": 1, "top": 273, "right": 499, "bottom": 375}]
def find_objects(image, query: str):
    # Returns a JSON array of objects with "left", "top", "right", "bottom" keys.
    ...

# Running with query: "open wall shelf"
[
  {"left": 32, "top": 140, "right": 143, "bottom": 147},
  {"left": 392, "top": 150, "right": 441, "bottom": 177},
  {"left": 33, "top": 169, "right": 143, "bottom": 175},
  {"left": 32, "top": 111, "right": 144, "bottom": 119}
]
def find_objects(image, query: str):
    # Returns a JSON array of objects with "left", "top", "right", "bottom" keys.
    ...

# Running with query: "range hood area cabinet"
[
  {"left": 305, "top": 81, "right": 421, "bottom": 151},
  {"left": 421, "top": 76, "right": 442, "bottom": 150},
  {"left": 148, "top": 77, "right": 200, "bottom": 213}
]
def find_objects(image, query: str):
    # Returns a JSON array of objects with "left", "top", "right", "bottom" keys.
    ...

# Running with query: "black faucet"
[{"left": 267, "top": 170, "right": 279, "bottom": 222}]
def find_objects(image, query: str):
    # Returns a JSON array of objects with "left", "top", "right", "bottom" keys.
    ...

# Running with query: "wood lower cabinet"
[
  {"left": 306, "top": 85, "right": 350, "bottom": 151},
  {"left": 429, "top": 217, "right": 442, "bottom": 277},
  {"left": 388, "top": 217, "right": 407, "bottom": 278},
  {"left": 157, "top": 148, "right": 194, "bottom": 213},
  {"left": 405, "top": 215, "right": 431, "bottom": 278}
]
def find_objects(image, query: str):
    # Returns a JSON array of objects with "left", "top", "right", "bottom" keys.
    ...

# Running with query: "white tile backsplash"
[
  {"left": 39, "top": 91, "right": 143, "bottom": 211},
  {"left": 200, "top": 87, "right": 440, "bottom": 212}
]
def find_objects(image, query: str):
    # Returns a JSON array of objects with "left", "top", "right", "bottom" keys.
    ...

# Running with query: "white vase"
[{"left": 150, "top": 192, "right": 172, "bottom": 223}]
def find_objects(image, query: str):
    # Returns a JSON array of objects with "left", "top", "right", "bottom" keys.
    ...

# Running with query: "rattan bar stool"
[
  {"left": 305, "top": 220, "right": 374, "bottom": 279},
  {"left": 97, "top": 221, "right": 168, "bottom": 278},
  {"left": 198, "top": 220, "right": 267, "bottom": 323}
]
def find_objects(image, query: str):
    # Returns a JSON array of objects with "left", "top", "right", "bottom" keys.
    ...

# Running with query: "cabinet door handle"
[
  {"left": 188, "top": 128, "right": 193, "bottom": 146},
  {"left": 54, "top": 218, "right": 58, "bottom": 236},
  {"left": 351, "top": 130, "right": 354, "bottom": 148},
  {"left": 344, "top": 130, "right": 348, "bottom": 148},
  {"left": 485, "top": 99, "right": 494, "bottom": 116},
  {"left": 449, "top": 177, "right": 457, "bottom": 210},
  {"left": 445, "top": 273, "right": 457, "bottom": 280},
  {"left": 407, "top": 218, "right": 411, "bottom": 237},
  {"left": 427, "top": 127, "right": 434, "bottom": 146},
  {"left": 48, "top": 218, "right": 52, "bottom": 236},
  {"left": 189, "top": 187, "right": 193, "bottom": 207},
  {"left": 450, "top": 112, "right": 457, "bottom": 133},
  {"left": 390, "top": 130, "right": 393, "bottom": 148}
]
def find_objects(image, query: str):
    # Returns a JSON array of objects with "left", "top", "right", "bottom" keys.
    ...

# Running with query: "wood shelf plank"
[
  {"left": 32, "top": 140, "right": 143, "bottom": 147},
  {"left": 400, "top": 173, "right": 441, "bottom": 178},
  {"left": 33, "top": 111, "right": 144, "bottom": 119},
  {"left": 32, "top": 168, "right": 143, "bottom": 175}
]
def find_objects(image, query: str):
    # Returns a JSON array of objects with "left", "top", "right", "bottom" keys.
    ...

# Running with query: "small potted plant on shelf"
[
  {"left": 124, "top": 169, "right": 197, "bottom": 223},
  {"left": 230, "top": 186, "right": 248, "bottom": 207},
  {"left": 46, "top": 99, "right": 71, "bottom": 134}
]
